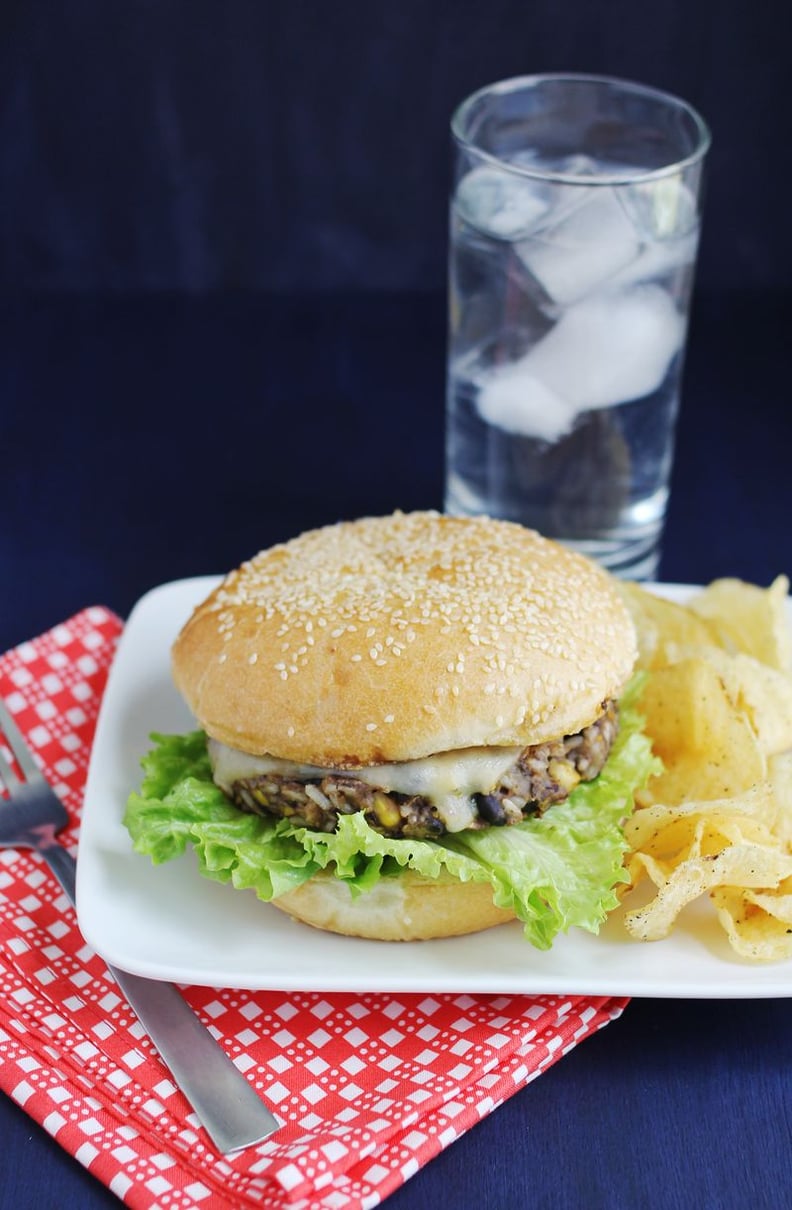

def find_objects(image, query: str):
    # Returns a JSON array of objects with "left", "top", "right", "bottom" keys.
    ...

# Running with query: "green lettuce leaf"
[{"left": 123, "top": 679, "right": 659, "bottom": 949}]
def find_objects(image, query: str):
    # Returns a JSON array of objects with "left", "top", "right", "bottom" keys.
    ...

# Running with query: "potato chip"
[
  {"left": 741, "top": 883, "right": 792, "bottom": 925},
  {"left": 661, "top": 644, "right": 792, "bottom": 756},
  {"left": 624, "top": 783, "right": 779, "bottom": 859},
  {"left": 623, "top": 848, "right": 677, "bottom": 898},
  {"left": 768, "top": 752, "right": 792, "bottom": 849},
  {"left": 687, "top": 575, "right": 791, "bottom": 671},
  {"left": 636, "top": 659, "right": 766, "bottom": 805},
  {"left": 711, "top": 884, "right": 792, "bottom": 962},
  {"left": 623, "top": 843, "right": 792, "bottom": 942},
  {"left": 617, "top": 581, "right": 716, "bottom": 670},
  {"left": 619, "top": 572, "right": 792, "bottom": 960}
]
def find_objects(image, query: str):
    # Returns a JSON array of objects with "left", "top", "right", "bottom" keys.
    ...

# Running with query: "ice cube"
[
  {"left": 609, "top": 227, "right": 699, "bottom": 290},
  {"left": 511, "top": 151, "right": 601, "bottom": 177},
  {"left": 476, "top": 366, "right": 577, "bottom": 442},
  {"left": 522, "top": 285, "right": 685, "bottom": 409},
  {"left": 516, "top": 187, "right": 640, "bottom": 305},
  {"left": 454, "top": 166, "right": 552, "bottom": 241},
  {"left": 619, "top": 176, "right": 698, "bottom": 241}
]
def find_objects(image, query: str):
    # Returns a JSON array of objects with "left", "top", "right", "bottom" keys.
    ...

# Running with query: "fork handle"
[{"left": 39, "top": 846, "right": 280, "bottom": 1153}]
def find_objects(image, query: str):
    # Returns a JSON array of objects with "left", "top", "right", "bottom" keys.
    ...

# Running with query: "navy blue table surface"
[{"left": 1, "top": 289, "right": 791, "bottom": 1209}]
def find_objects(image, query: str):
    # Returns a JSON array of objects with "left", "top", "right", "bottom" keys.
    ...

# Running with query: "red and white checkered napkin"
[{"left": 0, "top": 609, "right": 628, "bottom": 1210}]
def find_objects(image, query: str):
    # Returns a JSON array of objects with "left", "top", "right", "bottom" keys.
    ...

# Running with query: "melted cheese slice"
[{"left": 208, "top": 739, "right": 524, "bottom": 832}]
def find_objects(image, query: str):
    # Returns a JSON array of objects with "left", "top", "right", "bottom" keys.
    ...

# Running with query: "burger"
[{"left": 125, "top": 511, "right": 657, "bottom": 949}]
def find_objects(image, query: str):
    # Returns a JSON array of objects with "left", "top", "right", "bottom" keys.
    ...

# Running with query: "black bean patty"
[{"left": 227, "top": 700, "right": 618, "bottom": 838}]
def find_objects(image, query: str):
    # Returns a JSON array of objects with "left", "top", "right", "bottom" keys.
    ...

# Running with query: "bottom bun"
[{"left": 269, "top": 870, "right": 516, "bottom": 941}]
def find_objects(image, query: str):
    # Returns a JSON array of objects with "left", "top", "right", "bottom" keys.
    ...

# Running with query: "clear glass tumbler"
[{"left": 445, "top": 74, "right": 711, "bottom": 579}]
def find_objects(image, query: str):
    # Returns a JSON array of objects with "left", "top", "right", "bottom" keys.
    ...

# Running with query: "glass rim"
[{"left": 450, "top": 73, "right": 712, "bottom": 186}]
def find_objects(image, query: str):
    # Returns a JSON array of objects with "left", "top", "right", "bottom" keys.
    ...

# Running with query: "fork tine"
[
  {"left": 0, "top": 740, "right": 21, "bottom": 790},
  {"left": 0, "top": 698, "right": 41, "bottom": 782}
]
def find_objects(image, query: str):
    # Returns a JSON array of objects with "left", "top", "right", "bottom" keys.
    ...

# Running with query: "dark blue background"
[
  {"left": 1, "top": 4, "right": 791, "bottom": 1209},
  {"left": 0, "top": 1, "right": 789, "bottom": 294}
]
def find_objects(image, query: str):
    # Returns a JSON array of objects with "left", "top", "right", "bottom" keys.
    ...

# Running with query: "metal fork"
[{"left": 0, "top": 697, "right": 280, "bottom": 1154}]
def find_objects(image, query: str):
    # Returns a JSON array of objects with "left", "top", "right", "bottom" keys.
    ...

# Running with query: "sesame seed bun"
[
  {"left": 172, "top": 511, "right": 637, "bottom": 765},
  {"left": 269, "top": 868, "right": 516, "bottom": 940}
]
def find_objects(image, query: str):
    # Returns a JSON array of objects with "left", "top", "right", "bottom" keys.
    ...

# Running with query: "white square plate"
[{"left": 76, "top": 577, "right": 792, "bottom": 997}]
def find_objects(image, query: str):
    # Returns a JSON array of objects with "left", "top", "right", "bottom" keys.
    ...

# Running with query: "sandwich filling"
[{"left": 209, "top": 699, "right": 618, "bottom": 838}]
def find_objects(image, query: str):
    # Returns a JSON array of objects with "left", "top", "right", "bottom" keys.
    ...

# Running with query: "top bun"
[{"left": 172, "top": 512, "right": 637, "bottom": 765}]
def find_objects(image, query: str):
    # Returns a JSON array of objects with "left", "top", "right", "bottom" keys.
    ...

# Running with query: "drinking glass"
[{"left": 445, "top": 74, "right": 710, "bottom": 579}]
